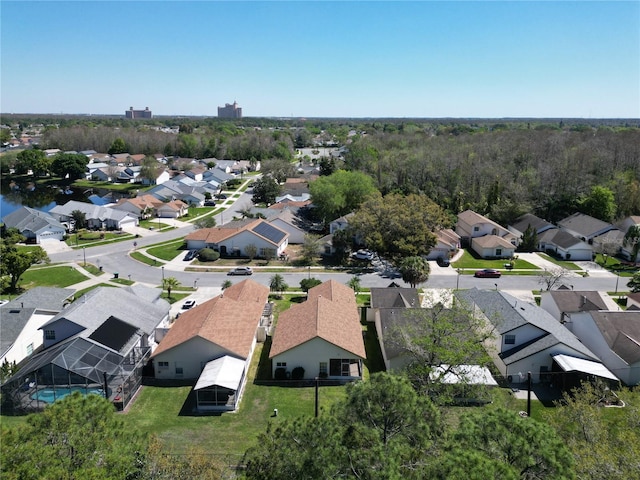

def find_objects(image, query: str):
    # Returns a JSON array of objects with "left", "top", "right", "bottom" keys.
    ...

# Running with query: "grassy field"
[
  {"left": 122, "top": 343, "right": 348, "bottom": 459},
  {"left": 72, "top": 179, "right": 146, "bottom": 193},
  {"left": 130, "top": 251, "right": 164, "bottom": 266},
  {"left": 146, "top": 239, "right": 187, "bottom": 261},
  {"left": 19, "top": 266, "right": 88, "bottom": 289}
]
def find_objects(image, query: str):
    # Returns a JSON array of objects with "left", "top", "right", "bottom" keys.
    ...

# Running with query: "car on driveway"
[
  {"left": 436, "top": 257, "right": 451, "bottom": 267},
  {"left": 181, "top": 300, "right": 196, "bottom": 309},
  {"left": 474, "top": 268, "right": 502, "bottom": 278},
  {"left": 228, "top": 267, "right": 253, "bottom": 276},
  {"left": 184, "top": 250, "right": 198, "bottom": 261},
  {"left": 352, "top": 249, "right": 375, "bottom": 261}
]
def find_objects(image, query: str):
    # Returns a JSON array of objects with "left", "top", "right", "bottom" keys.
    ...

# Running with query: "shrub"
[
  {"left": 291, "top": 367, "right": 305, "bottom": 380},
  {"left": 274, "top": 367, "right": 287, "bottom": 380},
  {"left": 198, "top": 248, "right": 220, "bottom": 262}
]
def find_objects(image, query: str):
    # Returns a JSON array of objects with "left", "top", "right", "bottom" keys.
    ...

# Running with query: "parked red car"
[{"left": 474, "top": 268, "right": 502, "bottom": 278}]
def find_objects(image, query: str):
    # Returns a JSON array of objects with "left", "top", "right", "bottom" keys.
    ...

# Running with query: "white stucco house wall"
[{"left": 270, "top": 280, "right": 366, "bottom": 381}]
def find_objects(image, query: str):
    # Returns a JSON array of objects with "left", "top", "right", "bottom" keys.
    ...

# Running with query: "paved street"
[{"left": 43, "top": 185, "right": 627, "bottom": 309}]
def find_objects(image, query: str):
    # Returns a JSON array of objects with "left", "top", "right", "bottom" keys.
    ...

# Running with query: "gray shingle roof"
[
  {"left": 0, "top": 288, "right": 74, "bottom": 357},
  {"left": 558, "top": 212, "right": 614, "bottom": 238},
  {"left": 538, "top": 229, "right": 586, "bottom": 249},
  {"left": 370, "top": 288, "right": 419, "bottom": 309},
  {"left": 589, "top": 311, "right": 640, "bottom": 365},
  {"left": 2, "top": 206, "right": 65, "bottom": 233},
  {"left": 42, "top": 286, "right": 169, "bottom": 343},
  {"left": 510, "top": 213, "right": 555, "bottom": 234},
  {"left": 456, "top": 288, "right": 598, "bottom": 362}
]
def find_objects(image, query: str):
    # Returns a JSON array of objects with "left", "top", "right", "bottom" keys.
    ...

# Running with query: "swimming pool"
[{"left": 30, "top": 387, "right": 105, "bottom": 404}]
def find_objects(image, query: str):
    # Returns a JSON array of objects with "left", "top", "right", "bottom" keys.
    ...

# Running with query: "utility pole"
[{"left": 527, "top": 371, "right": 532, "bottom": 417}]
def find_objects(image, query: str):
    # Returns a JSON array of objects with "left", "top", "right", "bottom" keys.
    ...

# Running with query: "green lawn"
[
  {"left": 160, "top": 292, "right": 190, "bottom": 304},
  {"left": 80, "top": 263, "right": 104, "bottom": 276},
  {"left": 130, "top": 251, "right": 164, "bottom": 266},
  {"left": 452, "top": 250, "right": 538, "bottom": 270},
  {"left": 72, "top": 179, "right": 147, "bottom": 193},
  {"left": 19, "top": 265, "right": 89, "bottom": 289},
  {"left": 146, "top": 239, "right": 187, "bottom": 261},
  {"left": 536, "top": 253, "right": 582, "bottom": 271},
  {"left": 122, "top": 343, "right": 348, "bottom": 458},
  {"left": 65, "top": 231, "right": 135, "bottom": 247}
]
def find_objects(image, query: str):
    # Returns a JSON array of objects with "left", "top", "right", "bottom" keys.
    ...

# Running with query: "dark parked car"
[
  {"left": 216, "top": 194, "right": 228, "bottom": 200},
  {"left": 204, "top": 200, "right": 216, "bottom": 206},
  {"left": 181, "top": 300, "right": 196, "bottom": 309},
  {"left": 436, "top": 257, "right": 451, "bottom": 267},
  {"left": 184, "top": 250, "right": 198, "bottom": 261},
  {"left": 474, "top": 268, "right": 502, "bottom": 278},
  {"left": 228, "top": 267, "right": 253, "bottom": 276}
]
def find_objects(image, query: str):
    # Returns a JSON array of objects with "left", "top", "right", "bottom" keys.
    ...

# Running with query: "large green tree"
[
  {"left": 309, "top": 169, "right": 378, "bottom": 222},
  {"left": 51, "top": 153, "right": 88, "bottom": 179},
  {"left": 349, "top": 193, "right": 450, "bottom": 259},
  {"left": 545, "top": 381, "right": 640, "bottom": 480},
  {"left": 0, "top": 392, "right": 148, "bottom": 480},
  {"left": 580, "top": 185, "right": 617, "bottom": 222},
  {"left": 243, "top": 373, "right": 441, "bottom": 480},
  {"left": 448, "top": 408, "right": 575, "bottom": 480},
  {"left": 0, "top": 230, "right": 49, "bottom": 292},
  {"left": 386, "top": 293, "right": 493, "bottom": 400},
  {"left": 252, "top": 175, "right": 281, "bottom": 205},
  {"left": 16, "top": 149, "right": 51, "bottom": 177},
  {"left": 108, "top": 137, "right": 127, "bottom": 154}
]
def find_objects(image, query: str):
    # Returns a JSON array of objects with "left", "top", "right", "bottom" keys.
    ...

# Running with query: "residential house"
[
  {"left": 1, "top": 286, "right": 170, "bottom": 412},
  {"left": 367, "top": 287, "right": 420, "bottom": 371},
  {"left": 456, "top": 210, "right": 517, "bottom": 258},
  {"left": 540, "top": 289, "right": 610, "bottom": 323},
  {"left": 424, "top": 229, "right": 461, "bottom": 261},
  {"left": 151, "top": 280, "right": 270, "bottom": 411},
  {"left": 562, "top": 311, "right": 640, "bottom": 386},
  {"left": 456, "top": 288, "right": 617, "bottom": 386},
  {"left": 275, "top": 193, "right": 311, "bottom": 204},
  {"left": 269, "top": 280, "right": 366, "bottom": 381},
  {"left": 592, "top": 228, "right": 626, "bottom": 260},
  {"left": 184, "top": 165, "right": 207, "bottom": 182},
  {"left": 115, "top": 194, "right": 187, "bottom": 219},
  {"left": 0, "top": 287, "right": 74, "bottom": 366},
  {"left": 185, "top": 219, "right": 289, "bottom": 258},
  {"left": 266, "top": 208, "right": 306, "bottom": 244},
  {"left": 147, "top": 179, "right": 205, "bottom": 206},
  {"left": 203, "top": 168, "right": 235, "bottom": 187},
  {"left": 213, "top": 159, "right": 259, "bottom": 174},
  {"left": 627, "top": 292, "right": 640, "bottom": 310},
  {"left": 49, "top": 200, "right": 139, "bottom": 230},
  {"left": 456, "top": 210, "right": 517, "bottom": 246},
  {"left": 508, "top": 213, "right": 556, "bottom": 240},
  {"left": 330, "top": 213, "right": 354, "bottom": 235},
  {"left": 537, "top": 229, "right": 593, "bottom": 261},
  {"left": 2, "top": 206, "right": 66, "bottom": 243},
  {"left": 471, "top": 235, "right": 515, "bottom": 260},
  {"left": 558, "top": 212, "right": 615, "bottom": 243}
]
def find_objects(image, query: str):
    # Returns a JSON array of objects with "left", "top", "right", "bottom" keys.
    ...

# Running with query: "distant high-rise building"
[
  {"left": 218, "top": 101, "right": 242, "bottom": 119},
  {"left": 125, "top": 106, "right": 152, "bottom": 119}
]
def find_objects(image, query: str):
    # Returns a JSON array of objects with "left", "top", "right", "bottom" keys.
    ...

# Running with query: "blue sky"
[{"left": 1, "top": 1, "right": 638, "bottom": 118}]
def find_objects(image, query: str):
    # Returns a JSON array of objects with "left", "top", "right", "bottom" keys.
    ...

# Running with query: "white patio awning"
[
  {"left": 430, "top": 365, "right": 499, "bottom": 386},
  {"left": 194, "top": 355, "right": 245, "bottom": 391},
  {"left": 552, "top": 354, "right": 619, "bottom": 381}
]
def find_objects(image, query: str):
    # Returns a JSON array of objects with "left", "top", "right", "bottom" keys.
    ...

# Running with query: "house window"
[
  {"left": 473, "top": 226, "right": 479, "bottom": 232},
  {"left": 158, "top": 361, "right": 169, "bottom": 368},
  {"left": 319, "top": 362, "right": 327, "bottom": 376},
  {"left": 175, "top": 366, "right": 184, "bottom": 375},
  {"left": 44, "top": 330, "right": 56, "bottom": 340},
  {"left": 330, "top": 359, "right": 357, "bottom": 376},
  {"left": 276, "top": 362, "right": 287, "bottom": 368},
  {"left": 504, "top": 334, "right": 516, "bottom": 345},
  {"left": 496, "top": 249, "right": 502, "bottom": 256},
  {"left": 26, "top": 343, "right": 33, "bottom": 356}
]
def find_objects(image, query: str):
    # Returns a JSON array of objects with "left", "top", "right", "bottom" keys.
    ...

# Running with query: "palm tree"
[
  {"left": 163, "top": 277, "right": 181, "bottom": 299},
  {"left": 269, "top": 274, "right": 288, "bottom": 299},
  {"left": 398, "top": 256, "right": 430, "bottom": 288},
  {"left": 347, "top": 276, "right": 361, "bottom": 294},
  {"left": 221, "top": 279, "right": 233, "bottom": 290}
]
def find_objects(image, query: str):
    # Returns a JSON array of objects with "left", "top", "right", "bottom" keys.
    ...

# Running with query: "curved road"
[{"left": 48, "top": 191, "right": 624, "bottom": 295}]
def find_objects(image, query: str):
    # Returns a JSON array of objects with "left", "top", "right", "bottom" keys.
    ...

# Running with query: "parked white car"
[{"left": 352, "top": 249, "right": 374, "bottom": 261}]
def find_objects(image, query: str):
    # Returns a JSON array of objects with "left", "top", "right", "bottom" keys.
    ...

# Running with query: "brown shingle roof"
[
  {"left": 151, "top": 280, "right": 269, "bottom": 359},
  {"left": 269, "top": 280, "right": 366, "bottom": 358},
  {"left": 184, "top": 219, "right": 260, "bottom": 244}
]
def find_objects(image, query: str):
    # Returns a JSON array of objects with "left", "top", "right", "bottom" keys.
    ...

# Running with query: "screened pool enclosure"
[{"left": 1, "top": 336, "right": 150, "bottom": 413}]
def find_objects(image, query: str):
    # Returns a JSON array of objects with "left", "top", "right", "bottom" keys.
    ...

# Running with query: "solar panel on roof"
[
  {"left": 252, "top": 221, "right": 286, "bottom": 244},
  {"left": 89, "top": 316, "right": 138, "bottom": 352}
]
